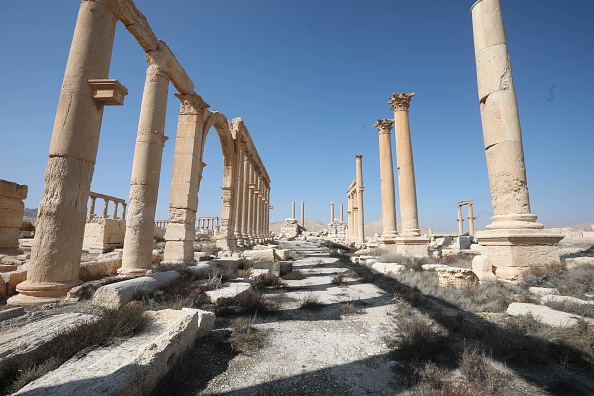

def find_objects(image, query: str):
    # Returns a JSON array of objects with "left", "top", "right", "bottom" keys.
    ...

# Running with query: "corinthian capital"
[
  {"left": 388, "top": 92, "right": 415, "bottom": 111},
  {"left": 373, "top": 118, "right": 394, "bottom": 134}
]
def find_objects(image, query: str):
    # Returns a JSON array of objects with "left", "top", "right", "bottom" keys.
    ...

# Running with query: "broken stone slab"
[
  {"left": 243, "top": 249, "right": 275, "bottom": 264},
  {"left": 194, "top": 251, "right": 213, "bottom": 261},
  {"left": 507, "top": 302, "right": 594, "bottom": 328},
  {"left": 79, "top": 255, "right": 122, "bottom": 280},
  {"left": 0, "top": 264, "right": 17, "bottom": 273},
  {"left": 92, "top": 271, "right": 181, "bottom": 309},
  {"left": 205, "top": 282, "right": 252, "bottom": 304},
  {"left": 471, "top": 255, "right": 497, "bottom": 283},
  {"left": 0, "top": 307, "right": 24, "bottom": 321},
  {"left": 371, "top": 263, "right": 407, "bottom": 278},
  {"left": 529, "top": 287, "right": 559, "bottom": 297},
  {"left": 208, "top": 258, "right": 244, "bottom": 272},
  {"left": 0, "top": 312, "right": 98, "bottom": 378},
  {"left": 0, "top": 255, "right": 24, "bottom": 266},
  {"left": 541, "top": 294, "right": 594, "bottom": 306},
  {"left": 423, "top": 265, "right": 479, "bottom": 288},
  {"left": 1, "top": 267, "right": 27, "bottom": 295},
  {"left": 273, "top": 249, "right": 290, "bottom": 261},
  {"left": 252, "top": 261, "right": 292, "bottom": 277},
  {"left": 564, "top": 257, "right": 594, "bottom": 267},
  {"left": 13, "top": 308, "right": 215, "bottom": 396}
]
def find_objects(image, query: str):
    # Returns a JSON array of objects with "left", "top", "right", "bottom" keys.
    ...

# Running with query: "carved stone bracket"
[{"left": 89, "top": 79, "right": 128, "bottom": 106}]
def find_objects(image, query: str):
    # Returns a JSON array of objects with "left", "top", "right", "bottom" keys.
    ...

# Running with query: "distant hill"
[{"left": 23, "top": 207, "right": 38, "bottom": 223}]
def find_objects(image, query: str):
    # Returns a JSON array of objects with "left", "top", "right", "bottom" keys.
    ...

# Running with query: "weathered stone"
[
  {"left": 433, "top": 266, "right": 478, "bottom": 288},
  {"left": 274, "top": 249, "right": 290, "bottom": 261},
  {"left": 371, "top": 263, "right": 407, "bottom": 278},
  {"left": 92, "top": 271, "right": 181, "bottom": 309},
  {"left": 529, "top": 287, "right": 558, "bottom": 296},
  {"left": 243, "top": 249, "right": 275, "bottom": 264},
  {"left": 1, "top": 267, "right": 27, "bottom": 294},
  {"left": 471, "top": 255, "right": 497, "bottom": 282},
  {"left": 0, "top": 264, "right": 18, "bottom": 273},
  {"left": 0, "top": 307, "right": 25, "bottom": 321},
  {"left": 541, "top": 294, "right": 594, "bottom": 306},
  {"left": 79, "top": 256, "right": 122, "bottom": 280},
  {"left": 209, "top": 258, "right": 243, "bottom": 272},
  {"left": 507, "top": 302, "right": 593, "bottom": 328},
  {"left": 565, "top": 257, "right": 594, "bottom": 267},
  {"left": 252, "top": 261, "right": 292, "bottom": 277},
  {"left": 13, "top": 309, "right": 215, "bottom": 396},
  {"left": 205, "top": 282, "right": 251, "bottom": 304},
  {"left": 0, "top": 312, "right": 97, "bottom": 377}
]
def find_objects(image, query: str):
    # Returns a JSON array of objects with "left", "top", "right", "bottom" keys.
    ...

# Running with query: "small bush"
[
  {"left": 331, "top": 273, "right": 348, "bottom": 286},
  {"left": 544, "top": 300, "right": 594, "bottom": 318},
  {"left": 380, "top": 252, "right": 426, "bottom": 271},
  {"left": 459, "top": 345, "right": 511, "bottom": 393},
  {"left": 339, "top": 302, "right": 363, "bottom": 315},
  {"left": 282, "top": 270, "right": 305, "bottom": 280},
  {"left": 254, "top": 274, "right": 286, "bottom": 289},
  {"left": 215, "top": 290, "right": 280, "bottom": 315},
  {"left": 229, "top": 316, "right": 269, "bottom": 354},
  {"left": 300, "top": 294, "right": 324, "bottom": 310}
]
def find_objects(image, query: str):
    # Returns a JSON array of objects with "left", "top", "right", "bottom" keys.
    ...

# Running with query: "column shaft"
[
  {"left": 121, "top": 61, "right": 169, "bottom": 275},
  {"left": 300, "top": 201, "right": 305, "bottom": 227},
  {"left": 240, "top": 156, "right": 250, "bottom": 245},
  {"left": 355, "top": 155, "right": 365, "bottom": 243},
  {"left": 375, "top": 119, "right": 397, "bottom": 239},
  {"left": 234, "top": 148, "right": 245, "bottom": 245},
  {"left": 12, "top": 0, "right": 119, "bottom": 304}
]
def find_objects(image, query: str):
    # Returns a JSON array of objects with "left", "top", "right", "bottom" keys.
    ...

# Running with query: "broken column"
[
  {"left": 120, "top": 51, "right": 169, "bottom": 276},
  {"left": 374, "top": 118, "right": 398, "bottom": 245},
  {"left": 470, "top": 0, "right": 562, "bottom": 281},
  {"left": 389, "top": 92, "right": 428, "bottom": 257},
  {"left": 300, "top": 201, "right": 305, "bottom": 228},
  {"left": 9, "top": 0, "right": 126, "bottom": 305},
  {"left": 330, "top": 201, "right": 335, "bottom": 224},
  {"left": 355, "top": 154, "right": 365, "bottom": 243},
  {"left": 0, "top": 180, "right": 27, "bottom": 253}
]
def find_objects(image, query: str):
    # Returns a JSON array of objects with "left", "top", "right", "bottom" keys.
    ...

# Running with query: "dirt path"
[{"left": 157, "top": 241, "right": 401, "bottom": 395}]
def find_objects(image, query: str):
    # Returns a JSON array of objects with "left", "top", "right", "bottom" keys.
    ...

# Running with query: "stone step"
[{"left": 13, "top": 308, "right": 215, "bottom": 396}]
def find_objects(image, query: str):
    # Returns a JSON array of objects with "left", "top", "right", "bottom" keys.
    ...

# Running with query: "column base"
[
  {"left": 117, "top": 267, "right": 150, "bottom": 277},
  {"left": 8, "top": 279, "right": 82, "bottom": 306},
  {"left": 394, "top": 236, "right": 430, "bottom": 257},
  {"left": 379, "top": 231, "right": 398, "bottom": 246},
  {"left": 473, "top": 228, "right": 563, "bottom": 282}
]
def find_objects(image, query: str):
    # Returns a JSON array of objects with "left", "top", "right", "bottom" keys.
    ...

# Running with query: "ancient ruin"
[
  {"left": 470, "top": 0, "right": 562, "bottom": 281},
  {"left": 457, "top": 200, "right": 475, "bottom": 236},
  {"left": 346, "top": 154, "right": 365, "bottom": 244},
  {"left": 0, "top": 180, "right": 27, "bottom": 254},
  {"left": 8, "top": 0, "right": 271, "bottom": 304},
  {"left": 374, "top": 118, "right": 398, "bottom": 246}
]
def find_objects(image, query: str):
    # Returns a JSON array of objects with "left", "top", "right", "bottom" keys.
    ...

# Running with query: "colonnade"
[
  {"left": 457, "top": 200, "right": 475, "bottom": 236},
  {"left": 346, "top": 154, "right": 364, "bottom": 243},
  {"left": 9, "top": 0, "right": 271, "bottom": 304},
  {"left": 88, "top": 192, "right": 126, "bottom": 221}
]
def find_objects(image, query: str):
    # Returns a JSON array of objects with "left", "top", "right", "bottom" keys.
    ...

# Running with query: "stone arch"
[{"left": 203, "top": 111, "right": 238, "bottom": 248}]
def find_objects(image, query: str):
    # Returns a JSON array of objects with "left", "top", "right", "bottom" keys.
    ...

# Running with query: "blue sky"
[{"left": 1, "top": 1, "right": 592, "bottom": 232}]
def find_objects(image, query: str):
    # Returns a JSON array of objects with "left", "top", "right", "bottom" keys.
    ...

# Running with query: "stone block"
[
  {"left": 79, "top": 256, "right": 122, "bottom": 280},
  {"left": 433, "top": 266, "right": 479, "bottom": 288},
  {"left": 13, "top": 309, "right": 214, "bottom": 396},
  {"left": 92, "top": 271, "right": 181, "bottom": 309},
  {"left": 507, "top": 302, "right": 594, "bottom": 328},
  {"left": 528, "top": 287, "right": 558, "bottom": 297},
  {"left": 1, "top": 268, "right": 27, "bottom": 294},
  {"left": 205, "top": 282, "right": 252, "bottom": 304},
  {"left": 541, "top": 294, "right": 594, "bottom": 306},
  {"left": 371, "top": 263, "right": 407, "bottom": 278},
  {"left": 243, "top": 249, "right": 275, "bottom": 264},
  {"left": 0, "top": 264, "right": 18, "bottom": 273},
  {"left": 471, "top": 255, "right": 497, "bottom": 283},
  {"left": 0, "top": 312, "right": 97, "bottom": 378},
  {"left": 209, "top": 258, "right": 243, "bottom": 272},
  {"left": 274, "top": 249, "right": 290, "bottom": 261},
  {"left": 565, "top": 257, "right": 594, "bottom": 267},
  {"left": 252, "top": 261, "right": 292, "bottom": 277}
]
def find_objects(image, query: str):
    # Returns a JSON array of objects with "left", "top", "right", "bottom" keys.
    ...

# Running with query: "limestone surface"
[{"left": 507, "top": 302, "right": 593, "bottom": 328}]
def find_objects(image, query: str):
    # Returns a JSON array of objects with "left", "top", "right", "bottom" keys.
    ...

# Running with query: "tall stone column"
[
  {"left": 234, "top": 146, "right": 246, "bottom": 246},
  {"left": 163, "top": 94, "right": 208, "bottom": 264},
  {"left": 102, "top": 199, "right": 109, "bottom": 218},
  {"left": 468, "top": 202, "right": 475, "bottom": 236},
  {"left": 330, "top": 201, "right": 335, "bottom": 224},
  {"left": 355, "top": 154, "right": 365, "bottom": 243},
  {"left": 457, "top": 204, "right": 464, "bottom": 235},
  {"left": 470, "top": 0, "right": 561, "bottom": 281},
  {"left": 389, "top": 92, "right": 428, "bottom": 257},
  {"left": 374, "top": 118, "right": 398, "bottom": 244},
  {"left": 340, "top": 204, "right": 344, "bottom": 222},
  {"left": 246, "top": 163, "right": 256, "bottom": 245},
  {"left": 291, "top": 201, "right": 296, "bottom": 219},
  {"left": 120, "top": 55, "right": 169, "bottom": 276},
  {"left": 240, "top": 156, "right": 250, "bottom": 246},
  {"left": 300, "top": 201, "right": 305, "bottom": 227},
  {"left": 89, "top": 197, "right": 96, "bottom": 219},
  {"left": 10, "top": 0, "right": 125, "bottom": 305}
]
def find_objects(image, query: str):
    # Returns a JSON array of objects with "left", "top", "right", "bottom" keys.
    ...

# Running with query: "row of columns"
[
  {"left": 457, "top": 200, "right": 475, "bottom": 235},
  {"left": 88, "top": 192, "right": 127, "bottom": 221},
  {"left": 346, "top": 154, "right": 365, "bottom": 244}
]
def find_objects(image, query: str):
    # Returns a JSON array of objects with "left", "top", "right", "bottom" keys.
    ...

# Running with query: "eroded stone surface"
[
  {"left": 507, "top": 302, "right": 593, "bottom": 328},
  {"left": 205, "top": 282, "right": 251, "bottom": 304}
]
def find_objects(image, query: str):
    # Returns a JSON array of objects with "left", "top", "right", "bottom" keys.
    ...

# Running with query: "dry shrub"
[
  {"left": 254, "top": 274, "right": 286, "bottom": 289},
  {"left": 544, "top": 300, "right": 594, "bottom": 318},
  {"left": 331, "top": 273, "right": 348, "bottom": 286},
  {"left": 339, "top": 302, "right": 364, "bottom": 315},
  {"left": 522, "top": 262, "right": 594, "bottom": 299},
  {"left": 342, "top": 269, "right": 359, "bottom": 278},
  {"left": 380, "top": 252, "right": 427, "bottom": 271},
  {"left": 134, "top": 268, "right": 209, "bottom": 310},
  {"left": 282, "top": 270, "right": 305, "bottom": 280},
  {"left": 387, "top": 297, "right": 453, "bottom": 362},
  {"left": 215, "top": 289, "right": 280, "bottom": 315},
  {"left": 2, "top": 304, "right": 149, "bottom": 393},
  {"left": 459, "top": 345, "right": 510, "bottom": 394},
  {"left": 300, "top": 294, "right": 324, "bottom": 310},
  {"left": 229, "top": 316, "right": 268, "bottom": 354}
]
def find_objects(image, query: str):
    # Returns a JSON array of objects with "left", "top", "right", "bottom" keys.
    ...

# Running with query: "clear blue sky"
[{"left": 1, "top": 1, "right": 592, "bottom": 232}]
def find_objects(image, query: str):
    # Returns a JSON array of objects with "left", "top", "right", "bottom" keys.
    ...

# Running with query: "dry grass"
[
  {"left": 282, "top": 270, "right": 306, "bottom": 280},
  {"left": 331, "top": 273, "right": 348, "bottom": 286},
  {"left": 254, "top": 274, "right": 286, "bottom": 289},
  {"left": 215, "top": 290, "right": 280, "bottom": 316},
  {"left": 339, "top": 302, "right": 364, "bottom": 315},
  {"left": 300, "top": 294, "right": 324, "bottom": 310},
  {"left": 228, "top": 316, "right": 269, "bottom": 355},
  {"left": 544, "top": 299, "right": 594, "bottom": 318},
  {"left": 377, "top": 251, "right": 427, "bottom": 271},
  {"left": 1, "top": 304, "right": 150, "bottom": 394}
]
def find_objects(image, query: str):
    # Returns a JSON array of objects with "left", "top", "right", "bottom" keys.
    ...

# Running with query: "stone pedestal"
[
  {"left": 394, "top": 236, "right": 430, "bottom": 258},
  {"left": 0, "top": 180, "right": 27, "bottom": 253}
]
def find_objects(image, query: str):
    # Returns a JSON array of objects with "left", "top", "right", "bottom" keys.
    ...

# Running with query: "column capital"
[
  {"left": 373, "top": 118, "right": 394, "bottom": 135},
  {"left": 388, "top": 92, "right": 415, "bottom": 111},
  {"left": 355, "top": 154, "right": 363, "bottom": 159},
  {"left": 175, "top": 92, "right": 210, "bottom": 115}
]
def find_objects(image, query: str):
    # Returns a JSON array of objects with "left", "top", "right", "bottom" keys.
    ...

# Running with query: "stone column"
[
  {"left": 330, "top": 201, "right": 335, "bottom": 224},
  {"left": 246, "top": 163, "right": 255, "bottom": 245},
  {"left": 470, "top": 0, "right": 561, "bottom": 281},
  {"left": 120, "top": 55, "right": 169, "bottom": 276},
  {"left": 355, "top": 154, "right": 364, "bottom": 243},
  {"left": 112, "top": 202, "right": 119, "bottom": 219},
  {"left": 374, "top": 118, "right": 398, "bottom": 244},
  {"left": 254, "top": 177, "right": 262, "bottom": 244},
  {"left": 340, "top": 204, "right": 344, "bottom": 222},
  {"left": 89, "top": 197, "right": 96, "bottom": 219},
  {"left": 0, "top": 180, "right": 27, "bottom": 253},
  {"left": 457, "top": 204, "right": 464, "bottom": 235},
  {"left": 468, "top": 202, "right": 475, "bottom": 236},
  {"left": 300, "top": 201, "right": 305, "bottom": 227},
  {"left": 389, "top": 92, "right": 428, "bottom": 257},
  {"left": 240, "top": 155, "right": 250, "bottom": 246},
  {"left": 291, "top": 201, "right": 296, "bottom": 219},
  {"left": 10, "top": 0, "right": 125, "bottom": 305},
  {"left": 122, "top": 203, "right": 127, "bottom": 220},
  {"left": 234, "top": 146, "right": 245, "bottom": 246},
  {"left": 102, "top": 199, "right": 109, "bottom": 218}
]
